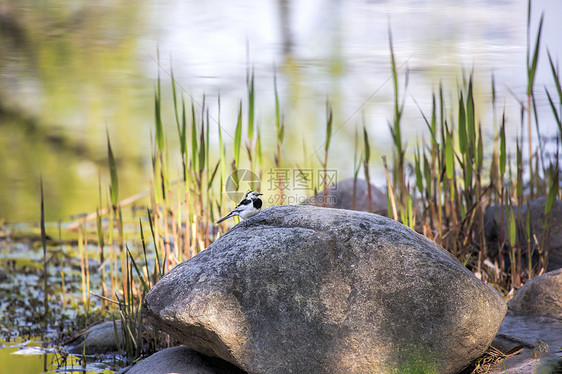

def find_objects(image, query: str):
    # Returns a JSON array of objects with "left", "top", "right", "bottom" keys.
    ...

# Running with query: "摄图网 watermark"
[{"left": 225, "top": 168, "right": 339, "bottom": 205}]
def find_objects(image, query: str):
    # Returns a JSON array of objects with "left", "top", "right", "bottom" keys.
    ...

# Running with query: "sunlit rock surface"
[{"left": 144, "top": 205, "right": 506, "bottom": 374}]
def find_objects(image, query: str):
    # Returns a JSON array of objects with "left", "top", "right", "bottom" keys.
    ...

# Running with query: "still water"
[
  {"left": 0, "top": 0, "right": 561, "bottom": 222},
  {"left": 0, "top": 338, "right": 117, "bottom": 374}
]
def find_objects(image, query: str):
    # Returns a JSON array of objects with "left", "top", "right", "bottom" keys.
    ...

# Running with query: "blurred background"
[{"left": 0, "top": 0, "right": 560, "bottom": 222}]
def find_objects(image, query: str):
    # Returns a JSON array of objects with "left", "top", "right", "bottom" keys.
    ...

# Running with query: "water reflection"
[{"left": 0, "top": 0, "right": 560, "bottom": 221}]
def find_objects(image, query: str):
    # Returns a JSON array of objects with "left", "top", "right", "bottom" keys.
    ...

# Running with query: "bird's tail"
[{"left": 216, "top": 212, "right": 234, "bottom": 224}]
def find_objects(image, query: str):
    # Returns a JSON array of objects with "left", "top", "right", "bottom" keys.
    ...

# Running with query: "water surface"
[{"left": 0, "top": 0, "right": 560, "bottom": 221}]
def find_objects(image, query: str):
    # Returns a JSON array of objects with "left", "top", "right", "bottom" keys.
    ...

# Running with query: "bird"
[{"left": 216, "top": 191, "right": 263, "bottom": 224}]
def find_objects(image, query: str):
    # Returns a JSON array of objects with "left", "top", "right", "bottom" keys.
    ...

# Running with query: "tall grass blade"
[
  {"left": 107, "top": 132, "right": 119, "bottom": 209},
  {"left": 516, "top": 142, "right": 523, "bottom": 199},
  {"left": 445, "top": 129, "right": 454, "bottom": 180},
  {"left": 546, "top": 89, "right": 562, "bottom": 134},
  {"left": 363, "top": 125, "right": 371, "bottom": 164},
  {"left": 388, "top": 27, "right": 402, "bottom": 153},
  {"left": 458, "top": 91, "right": 467, "bottom": 154},
  {"left": 191, "top": 104, "right": 198, "bottom": 170},
  {"left": 414, "top": 147, "right": 423, "bottom": 194},
  {"left": 208, "top": 160, "right": 220, "bottom": 190},
  {"left": 466, "top": 77, "right": 476, "bottom": 149},
  {"left": 147, "top": 208, "right": 162, "bottom": 277},
  {"left": 526, "top": 12, "right": 544, "bottom": 96},
  {"left": 256, "top": 126, "right": 263, "bottom": 169},
  {"left": 126, "top": 246, "right": 148, "bottom": 294},
  {"left": 324, "top": 101, "right": 333, "bottom": 153},
  {"left": 217, "top": 100, "right": 227, "bottom": 187},
  {"left": 548, "top": 51, "right": 562, "bottom": 100},
  {"left": 154, "top": 74, "right": 164, "bottom": 152},
  {"left": 96, "top": 208, "right": 105, "bottom": 262},
  {"left": 274, "top": 71, "right": 285, "bottom": 145},
  {"left": 362, "top": 123, "right": 373, "bottom": 211},
  {"left": 40, "top": 177, "right": 49, "bottom": 321},
  {"left": 547, "top": 51, "right": 562, "bottom": 134},
  {"left": 198, "top": 120, "right": 206, "bottom": 173},
  {"left": 499, "top": 114, "right": 506, "bottom": 177},
  {"left": 545, "top": 165, "right": 559, "bottom": 216},
  {"left": 247, "top": 68, "right": 255, "bottom": 142},
  {"left": 234, "top": 101, "right": 243, "bottom": 169}
]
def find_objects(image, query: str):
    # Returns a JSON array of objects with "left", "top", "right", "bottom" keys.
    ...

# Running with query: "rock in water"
[
  {"left": 508, "top": 268, "right": 562, "bottom": 320},
  {"left": 115, "top": 346, "right": 246, "bottom": 374},
  {"left": 144, "top": 205, "right": 506, "bottom": 374},
  {"left": 66, "top": 321, "right": 124, "bottom": 355}
]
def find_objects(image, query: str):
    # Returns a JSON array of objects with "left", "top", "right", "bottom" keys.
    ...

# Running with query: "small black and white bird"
[{"left": 216, "top": 191, "right": 263, "bottom": 224}]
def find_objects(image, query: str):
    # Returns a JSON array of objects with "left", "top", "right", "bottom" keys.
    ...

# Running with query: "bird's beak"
[{"left": 257, "top": 193, "right": 263, "bottom": 196}]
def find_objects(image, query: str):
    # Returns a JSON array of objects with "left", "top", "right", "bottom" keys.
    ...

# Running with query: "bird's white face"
[{"left": 246, "top": 191, "right": 263, "bottom": 200}]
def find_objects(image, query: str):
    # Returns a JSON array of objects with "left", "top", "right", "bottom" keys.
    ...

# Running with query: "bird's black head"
[{"left": 246, "top": 191, "right": 263, "bottom": 200}]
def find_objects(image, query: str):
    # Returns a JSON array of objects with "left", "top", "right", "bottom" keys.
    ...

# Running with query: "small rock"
[
  {"left": 144, "top": 205, "right": 506, "bottom": 374},
  {"left": 115, "top": 346, "right": 246, "bottom": 374},
  {"left": 67, "top": 321, "right": 124, "bottom": 355},
  {"left": 490, "top": 314, "right": 562, "bottom": 373},
  {"left": 306, "top": 178, "right": 387, "bottom": 213},
  {"left": 487, "top": 348, "right": 553, "bottom": 374},
  {"left": 508, "top": 268, "right": 562, "bottom": 320},
  {"left": 484, "top": 197, "right": 562, "bottom": 271}
]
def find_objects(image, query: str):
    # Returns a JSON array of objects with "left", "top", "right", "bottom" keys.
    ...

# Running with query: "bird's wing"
[{"left": 232, "top": 198, "right": 252, "bottom": 212}]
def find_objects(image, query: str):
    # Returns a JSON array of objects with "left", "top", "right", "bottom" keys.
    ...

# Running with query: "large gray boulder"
[{"left": 144, "top": 205, "right": 506, "bottom": 374}]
